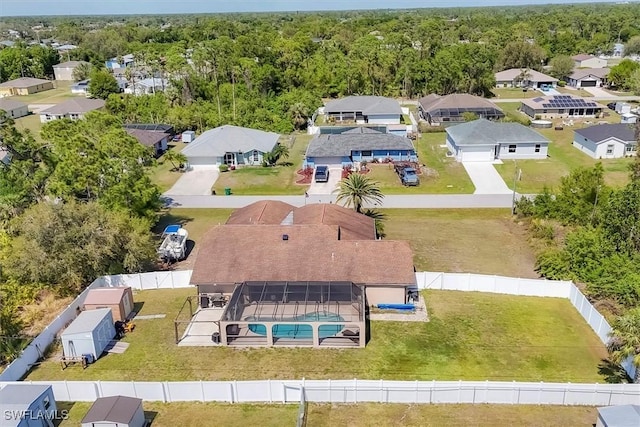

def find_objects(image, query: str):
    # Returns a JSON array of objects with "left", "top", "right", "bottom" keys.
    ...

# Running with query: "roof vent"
[{"left": 282, "top": 234, "right": 289, "bottom": 241}]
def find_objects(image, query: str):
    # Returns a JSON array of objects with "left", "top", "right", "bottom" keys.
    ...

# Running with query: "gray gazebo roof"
[
  {"left": 182, "top": 125, "right": 280, "bottom": 157},
  {"left": 324, "top": 96, "right": 402, "bottom": 115},
  {"left": 446, "top": 118, "right": 550, "bottom": 146},
  {"left": 306, "top": 132, "right": 415, "bottom": 157},
  {"left": 597, "top": 405, "right": 640, "bottom": 427}
]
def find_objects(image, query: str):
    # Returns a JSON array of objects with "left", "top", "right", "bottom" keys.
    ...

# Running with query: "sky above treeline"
[{"left": 0, "top": 0, "right": 633, "bottom": 17}]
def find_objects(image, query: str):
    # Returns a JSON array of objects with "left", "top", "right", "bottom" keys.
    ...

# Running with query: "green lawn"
[
  {"left": 213, "top": 134, "right": 311, "bottom": 195},
  {"left": 490, "top": 87, "right": 540, "bottom": 99},
  {"left": 147, "top": 142, "right": 190, "bottom": 193},
  {"left": 555, "top": 86, "right": 594, "bottom": 97},
  {"left": 9, "top": 81, "right": 75, "bottom": 104},
  {"left": 307, "top": 404, "right": 598, "bottom": 427},
  {"left": 57, "top": 401, "right": 297, "bottom": 427},
  {"left": 14, "top": 114, "right": 44, "bottom": 142},
  {"left": 26, "top": 289, "right": 606, "bottom": 382}
]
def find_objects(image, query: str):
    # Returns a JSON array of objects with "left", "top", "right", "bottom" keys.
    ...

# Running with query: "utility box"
[{"left": 182, "top": 130, "right": 196, "bottom": 143}]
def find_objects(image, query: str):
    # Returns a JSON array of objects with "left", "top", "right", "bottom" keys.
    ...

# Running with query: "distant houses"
[
  {"left": 572, "top": 54, "right": 608, "bottom": 69},
  {"left": 0, "top": 98, "right": 28, "bottom": 119},
  {"left": 418, "top": 94, "right": 504, "bottom": 126},
  {"left": 494, "top": 68, "right": 558, "bottom": 89},
  {"left": 105, "top": 53, "right": 135, "bottom": 70},
  {"left": 124, "top": 78, "right": 169, "bottom": 96},
  {"left": 53, "top": 60, "right": 91, "bottom": 81},
  {"left": 520, "top": 95, "right": 605, "bottom": 119},
  {"left": 323, "top": 96, "right": 403, "bottom": 125}
]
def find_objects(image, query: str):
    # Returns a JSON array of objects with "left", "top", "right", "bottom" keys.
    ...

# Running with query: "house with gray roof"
[
  {"left": 573, "top": 123, "right": 636, "bottom": 159},
  {"left": 418, "top": 94, "right": 504, "bottom": 126},
  {"left": 39, "top": 98, "right": 105, "bottom": 123},
  {"left": 81, "top": 395, "right": 146, "bottom": 427},
  {"left": 572, "top": 54, "right": 607, "bottom": 69},
  {"left": 0, "top": 98, "right": 28, "bottom": 119},
  {"left": 323, "top": 96, "right": 403, "bottom": 125},
  {"left": 0, "top": 384, "right": 57, "bottom": 427},
  {"left": 495, "top": 68, "right": 559, "bottom": 89},
  {"left": 445, "top": 118, "right": 550, "bottom": 162},
  {"left": 305, "top": 128, "right": 416, "bottom": 168},
  {"left": 596, "top": 405, "right": 640, "bottom": 427},
  {"left": 566, "top": 68, "right": 610, "bottom": 88},
  {"left": 182, "top": 125, "right": 280, "bottom": 167}
]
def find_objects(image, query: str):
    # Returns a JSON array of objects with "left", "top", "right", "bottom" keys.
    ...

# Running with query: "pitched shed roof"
[
  {"left": 40, "top": 98, "right": 105, "bottom": 115},
  {"left": 191, "top": 224, "right": 415, "bottom": 286},
  {"left": 81, "top": 395, "right": 143, "bottom": 424},
  {"left": 418, "top": 94, "right": 503, "bottom": 113},
  {"left": 83, "top": 287, "right": 130, "bottom": 306},
  {"left": 0, "top": 384, "right": 51, "bottom": 408},
  {"left": 182, "top": 125, "right": 280, "bottom": 158},
  {"left": 494, "top": 68, "right": 558, "bottom": 82},
  {"left": 0, "top": 77, "right": 51, "bottom": 88},
  {"left": 62, "top": 308, "right": 112, "bottom": 336},
  {"left": 0, "top": 98, "right": 26, "bottom": 111},
  {"left": 574, "top": 123, "right": 635, "bottom": 143},
  {"left": 226, "top": 200, "right": 295, "bottom": 225},
  {"left": 306, "top": 133, "right": 415, "bottom": 157},
  {"left": 293, "top": 204, "right": 376, "bottom": 240},
  {"left": 597, "top": 405, "right": 640, "bottom": 427},
  {"left": 446, "top": 118, "right": 550, "bottom": 146},
  {"left": 53, "top": 60, "right": 89, "bottom": 68},
  {"left": 568, "top": 68, "right": 610, "bottom": 80},
  {"left": 324, "top": 96, "right": 402, "bottom": 115},
  {"left": 126, "top": 128, "right": 168, "bottom": 147}
]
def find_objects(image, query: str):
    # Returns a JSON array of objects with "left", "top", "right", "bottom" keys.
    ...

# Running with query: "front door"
[{"left": 224, "top": 152, "right": 235, "bottom": 165}]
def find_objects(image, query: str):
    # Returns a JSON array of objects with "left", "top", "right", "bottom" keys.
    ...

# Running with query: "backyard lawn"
[
  {"left": 26, "top": 289, "right": 607, "bottom": 382},
  {"left": 490, "top": 87, "right": 540, "bottom": 99},
  {"left": 495, "top": 103, "right": 630, "bottom": 193},
  {"left": 212, "top": 133, "right": 311, "bottom": 195},
  {"left": 555, "top": 86, "right": 594, "bottom": 97}
]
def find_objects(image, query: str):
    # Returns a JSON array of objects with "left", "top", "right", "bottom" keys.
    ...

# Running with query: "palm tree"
[
  {"left": 289, "top": 102, "right": 310, "bottom": 130},
  {"left": 334, "top": 173, "right": 384, "bottom": 213},
  {"left": 607, "top": 307, "right": 640, "bottom": 383},
  {"left": 163, "top": 150, "right": 188, "bottom": 171},
  {"left": 362, "top": 208, "right": 386, "bottom": 239},
  {"left": 72, "top": 62, "right": 92, "bottom": 82}
]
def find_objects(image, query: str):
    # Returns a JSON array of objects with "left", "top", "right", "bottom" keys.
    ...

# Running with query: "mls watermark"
[{"left": 4, "top": 409, "right": 70, "bottom": 422}]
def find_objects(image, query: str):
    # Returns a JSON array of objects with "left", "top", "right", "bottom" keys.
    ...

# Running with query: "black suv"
[{"left": 314, "top": 166, "right": 329, "bottom": 183}]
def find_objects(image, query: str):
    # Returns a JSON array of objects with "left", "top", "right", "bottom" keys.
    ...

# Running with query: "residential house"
[
  {"left": 53, "top": 60, "right": 90, "bottom": 81},
  {"left": 566, "top": 68, "right": 609, "bottom": 88},
  {"left": 182, "top": 125, "right": 280, "bottom": 167},
  {"left": 0, "top": 384, "right": 57, "bottom": 427},
  {"left": 83, "top": 286, "right": 134, "bottom": 322},
  {"left": 494, "top": 68, "right": 559, "bottom": 89},
  {"left": 573, "top": 123, "right": 636, "bottom": 159},
  {"left": 0, "top": 98, "right": 28, "bottom": 119},
  {"left": 305, "top": 127, "right": 416, "bottom": 168},
  {"left": 0, "top": 77, "right": 53, "bottom": 97},
  {"left": 572, "top": 54, "right": 608, "bottom": 69},
  {"left": 323, "top": 96, "right": 403, "bottom": 124},
  {"left": 71, "top": 79, "right": 90, "bottom": 95},
  {"left": 445, "top": 118, "right": 550, "bottom": 162},
  {"left": 126, "top": 128, "right": 170, "bottom": 156},
  {"left": 39, "top": 98, "right": 105, "bottom": 123},
  {"left": 124, "top": 77, "right": 169, "bottom": 95},
  {"left": 596, "top": 405, "right": 640, "bottom": 427},
  {"left": 81, "top": 396, "right": 146, "bottom": 427},
  {"left": 56, "top": 44, "right": 78, "bottom": 54},
  {"left": 418, "top": 93, "right": 505, "bottom": 126},
  {"left": 520, "top": 95, "right": 605, "bottom": 119},
  {"left": 105, "top": 53, "right": 135, "bottom": 70}
]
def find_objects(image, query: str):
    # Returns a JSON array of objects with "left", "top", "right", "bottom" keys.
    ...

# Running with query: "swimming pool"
[{"left": 246, "top": 312, "right": 344, "bottom": 339}]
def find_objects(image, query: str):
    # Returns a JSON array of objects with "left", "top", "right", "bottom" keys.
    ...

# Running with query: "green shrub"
[
  {"left": 530, "top": 218, "right": 555, "bottom": 241},
  {"left": 219, "top": 164, "right": 229, "bottom": 172},
  {"left": 557, "top": 81, "right": 566, "bottom": 87}
]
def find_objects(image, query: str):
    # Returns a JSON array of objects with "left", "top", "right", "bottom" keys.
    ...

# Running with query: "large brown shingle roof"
[{"left": 293, "top": 204, "right": 376, "bottom": 240}]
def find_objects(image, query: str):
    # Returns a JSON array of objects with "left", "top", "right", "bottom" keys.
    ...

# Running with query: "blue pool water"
[{"left": 247, "top": 312, "right": 344, "bottom": 339}]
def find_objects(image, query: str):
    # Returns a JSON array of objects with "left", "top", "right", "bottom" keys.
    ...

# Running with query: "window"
[
  {"left": 535, "top": 144, "right": 541, "bottom": 153},
  {"left": 43, "top": 396, "right": 50, "bottom": 410},
  {"left": 253, "top": 150, "right": 259, "bottom": 161},
  {"left": 627, "top": 145, "right": 636, "bottom": 152},
  {"left": 508, "top": 145, "right": 517, "bottom": 153},
  {"left": 606, "top": 144, "right": 614, "bottom": 155},
  {"left": 362, "top": 150, "right": 372, "bottom": 157}
]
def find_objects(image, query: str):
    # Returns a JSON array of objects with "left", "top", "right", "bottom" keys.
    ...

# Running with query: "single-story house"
[
  {"left": 105, "top": 53, "right": 135, "bottom": 70},
  {"left": 596, "top": 405, "right": 640, "bottom": 427},
  {"left": 445, "top": 118, "right": 550, "bottom": 162},
  {"left": 0, "top": 98, "right": 28, "bottom": 119},
  {"left": 126, "top": 128, "right": 170, "bottom": 156},
  {"left": 323, "top": 96, "right": 403, "bottom": 124},
  {"left": 0, "top": 384, "right": 57, "bottom": 427},
  {"left": 191, "top": 201, "right": 417, "bottom": 308},
  {"left": 39, "top": 98, "right": 105, "bottom": 123},
  {"left": 56, "top": 44, "right": 78, "bottom": 53},
  {"left": 520, "top": 95, "right": 605, "bottom": 119},
  {"left": 71, "top": 79, "right": 90, "bottom": 95},
  {"left": 572, "top": 54, "right": 608, "bottom": 69},
  {"left": 0, "top": 77, "right": 54, "bottom": 97},
  {"left": 305, "top": 127, "right": 416, "bottom": 168},
  {"left": 418, "top": 94, "right": 505, "bottom": 126},
  {"left": 53, "top": 60, "right": 90, "bottom": 81},
  {"left": 566, "top": 68, "right": 610, "bottom": 88},
  {"left": 494, "top": 68, "right": 559, "bottom": 88},
  {"left": 83, "top": 286, "right": 134, "bottom": 322},
  {"left": 81, "top": 395, "right": 146, "bottom": 427},
  {"left": 124, "top": 78, "right": 169, "bottom": 95},
  {"left": 61, "top": 308, "right": 115, "bottom": 360},
  {"left": 182, "top": 125, "right": 280, "bottom": 167},
  {"left": 573, "top": 123, "right": 636, "bottom": 159}
]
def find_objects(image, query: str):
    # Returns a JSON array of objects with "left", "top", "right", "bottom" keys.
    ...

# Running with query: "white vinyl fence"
[
  {"left": 96, "top": 270, "right": 192, "bottom": 290},
  {"left": 1, "top": 380, "right": 639, "bottom": 406}
]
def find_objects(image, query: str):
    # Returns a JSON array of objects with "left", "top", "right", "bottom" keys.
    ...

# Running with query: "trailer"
[{"left": 158, "top": 225, "right": 188, "bottom": 262}]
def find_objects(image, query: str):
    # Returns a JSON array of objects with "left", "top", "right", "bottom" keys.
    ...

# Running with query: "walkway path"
[{"left": 462, "top": 162, "right": 512, "bottom": 195}]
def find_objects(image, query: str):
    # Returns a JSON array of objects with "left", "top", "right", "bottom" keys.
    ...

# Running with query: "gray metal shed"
[
  {"left": 81, "top": 395, "right": 145, "bottom": 427},
  {"left": 597, "top": 405, "right": 640, "bottom": 427},
  {"left": 61, "top": 308, "right": 115, "bottom": 360},
  {"left": 0, "top": 384, "right": 57, "bottom": 427}
]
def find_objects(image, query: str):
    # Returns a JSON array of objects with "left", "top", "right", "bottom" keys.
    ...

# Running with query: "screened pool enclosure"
[{"left": 219, "top": 281, "right": 366, "bottom": 347}]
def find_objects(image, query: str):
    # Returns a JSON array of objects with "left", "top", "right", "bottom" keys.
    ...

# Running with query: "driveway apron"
[
  {"left": 165, "top": 166, "right": 220, "bottom": 196},
  {"left": 462, "top": 162, "right": 512, "bottom": 195}
]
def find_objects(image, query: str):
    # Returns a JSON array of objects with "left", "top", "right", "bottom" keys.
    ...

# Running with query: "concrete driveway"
[
  {"left": 583, "top": 87, "right": 611, "bottom": 97},
  {"left": 164, "top": 166, "right": 219, "bottom": 196},
  {"left": 462, "top": 162, "right": 512, "bottom": 195},
  {"left": 307, "top": 167, "right": 342, "bottom": 195}
]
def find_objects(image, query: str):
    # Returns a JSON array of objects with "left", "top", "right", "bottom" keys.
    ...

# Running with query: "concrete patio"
[{"left": 177, "top": 308, "right": 225, "bottom": 346}]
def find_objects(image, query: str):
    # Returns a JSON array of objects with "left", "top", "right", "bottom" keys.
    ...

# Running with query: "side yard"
[{"left": 26, "top": 289, "right": 607, "bottom": 382}]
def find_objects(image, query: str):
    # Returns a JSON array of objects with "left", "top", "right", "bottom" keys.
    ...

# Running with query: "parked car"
[
  {"left": 314, "top": 166, "right": 329, "bottom": 183},
  {"left": 399, "top": 167, "right": 419, "bottom": 186},
  {"left": 607, "top": 102, "right": 617, "bottom": 111}
]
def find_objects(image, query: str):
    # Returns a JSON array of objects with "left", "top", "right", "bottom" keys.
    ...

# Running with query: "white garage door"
[
  {"left": 314, "top": 156, "right": 344, "bottom": 167},
  {"left": 187, "top": 156, "right": 217, "bottom": 166},
  {"left": 460, "top": 147, "right": 493, "bottom": 162}
]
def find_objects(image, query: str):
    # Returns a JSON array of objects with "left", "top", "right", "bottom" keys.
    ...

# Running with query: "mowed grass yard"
[
  {"left": 27, "top": 289, "right": 607, "bottom": 382},
  {"left": 147, "top": 141, "right": 190, "bottom": 193},
  {"left": 57, "top": 401, "right": 297, "bottom": 427},
  {"left": 490, "top": 87, "right": 541, "bottom": 99},
  {"left": 212, "top": 133, "right": 311, "bottom": 195},
  {"left": 8, "top": 81, "right": 75, "bottom": 104},
  {"left": 367, "top": 132, "right": 475, "bottom": 194},
  {"left": 495, "top": 103, "right": 631, "bottom": 193},
  {"left": 307, "top": 404, "right": 598, "bottom": 427}
]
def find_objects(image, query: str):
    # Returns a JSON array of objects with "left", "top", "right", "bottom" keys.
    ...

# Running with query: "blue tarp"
[{"left": 164, "top": 224, "right": 181, "bottom": 234}]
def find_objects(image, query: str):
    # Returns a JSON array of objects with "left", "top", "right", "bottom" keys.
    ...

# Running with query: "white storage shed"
[
  {"left": 182, "top": 130, "right": 196, "bottom": 143},
  {"left": 61, "top": 308, "right": 115, "bottom": 360}
]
